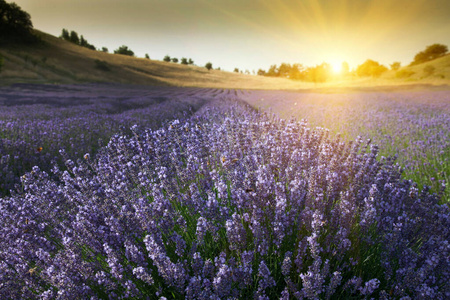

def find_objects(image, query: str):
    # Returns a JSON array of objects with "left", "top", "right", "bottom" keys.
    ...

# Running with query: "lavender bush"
[
  {"left": 1, "top": 101, "right": 448, "bottom": 299},
  {"left": 0, "top": 83, "right": 212, "bottom": 195},
  {"left": 240, "top": 89, "right": 450, "bottom": 200}
]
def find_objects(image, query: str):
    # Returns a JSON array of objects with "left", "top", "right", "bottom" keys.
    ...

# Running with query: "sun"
[{"left": 331, "top": 62, "right": 342, "bottom": 74}]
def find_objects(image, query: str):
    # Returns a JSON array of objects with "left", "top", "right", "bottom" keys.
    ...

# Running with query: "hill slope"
[
  {"left": 1, "top": 30, "right": 449, "bottom": 90},
  {"left": 0, "top": 30, "right": 313, "bottom": 89}
]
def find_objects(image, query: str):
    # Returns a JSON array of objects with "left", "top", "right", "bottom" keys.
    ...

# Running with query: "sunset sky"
[{"left": 13, "top": 0, "right": 450, "bottom": 72}]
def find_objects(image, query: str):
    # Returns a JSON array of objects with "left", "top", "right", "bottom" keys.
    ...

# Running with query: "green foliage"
[
  {"left": 234, "top": 68, "right": 239, "bottom": 73},
  {"left": 0, "top": 0, "right": 36, "bottom": 44},
  {"left": 188, "top": 58, "right": 194, "bottom": 65},
  {"left": 356, "top": 59, "right": 388, "bottom": 77},
  {"left": 79, "top": 35, "right": 96, "bottom": 50},
  {"left": 60, "top": 28, "right": 70, "bottom": 40},
  {"left": 163, "top": 55, "right": 171, "bottom": 62},
  {"left": 145, "top": 53, "right": 150, "bottom": 59},
  {"left": 114, "top": 45, "right": 134, "bottom": 56},
  {"left": 61, "top": 29, "right": 96, "bottom": 50},
  {"left": 171, "top": 57, "right": 178, "bottom": 63},
  {"left": 411, "top": 43, "right": 448, "bottom": 65},
  {"left": 205, "top": 62, "right": 213, "bottom": 70},
  {"left": 390, "top": 62, "right": 401, "bottom": 71},
  {"left": 423, "top": 65, "right": 435, "bottom": 76},
  {"left": 94, "top": 59, "right": 111, "bottom": 72},
  {"left": 180, "top": 57, "right": 188, "bottom": 65},
  {"left": 306, "top": 63, "right": 331, "bottom": 83},
  {"left": 101, "top": 47, "right": 108, "bottom": 53},
  {"left": 69, "top": 31, "right": 79, "bottom": 44}
]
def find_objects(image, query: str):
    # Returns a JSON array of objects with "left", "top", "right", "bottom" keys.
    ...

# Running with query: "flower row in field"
[{"left": 1, "top": 102, "right": 448, "bottom": 299}]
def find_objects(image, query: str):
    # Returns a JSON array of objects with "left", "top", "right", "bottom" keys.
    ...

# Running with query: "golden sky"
[{"left": 13, "top": 0, "right": 450, "bottom": 72}]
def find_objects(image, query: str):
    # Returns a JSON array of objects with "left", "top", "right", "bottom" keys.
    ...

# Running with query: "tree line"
[{"left": 257, "top": 43, "right": 448, "bottom": 82}]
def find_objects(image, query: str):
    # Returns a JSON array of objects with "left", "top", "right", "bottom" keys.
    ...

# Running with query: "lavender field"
[{"left": 0, "top": 84, "right": 449, "bottom": 299}]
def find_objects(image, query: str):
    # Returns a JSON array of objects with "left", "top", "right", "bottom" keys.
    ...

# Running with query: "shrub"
[
  {"left": 180, "top": 57, "right": 188, "bottom": 65},
  {"left": 396, "top": 69, "right": 415, "bottom": 78},
  {"left": 163, "top": 55, "right": 171, "bottom": 62},
  {"left": 172, "top": 57, "right": 178, "bottom": 63},
  {"left": 94, "top": 59, "right": 111, "bottom": 71},
  {"left": 114, "top": 45, "right": 134, "bottom": 56},
  {"left": 423, "top": 65, "right": 435, "bottom": 76},
  {"left": 0, "top": 104, "right": 447, "bottom": 299},
  {"left": 101, "top": 47, "right": 108, "bottom": 53},
  {"left": 205, "top": 62, "right": 212, "bottom": 70},
  {"left": 390, "top": 62, "right": 401, "bottom": 71},
  {"left": 145, "top": 53, "right": 150, "bottom": 59}
]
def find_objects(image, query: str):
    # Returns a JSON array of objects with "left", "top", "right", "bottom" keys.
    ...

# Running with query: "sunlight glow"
[{"left": 331, "top": 62, "right": 342, "bottom": 73}]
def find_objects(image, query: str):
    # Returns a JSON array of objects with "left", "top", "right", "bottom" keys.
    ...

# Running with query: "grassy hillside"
[
  {"left": 380, "top": 53, "right": 450, "bottom": 84},
  {"left": 0, "top": 30, "right": 314, "bottom": 89},
  {"left": 1, "top": 30, "right": 449, "bottom": 90}
]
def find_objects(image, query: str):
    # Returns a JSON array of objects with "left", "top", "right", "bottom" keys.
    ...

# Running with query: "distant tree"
[
  {"left": 411, "top": 43, "right": 448, "bottom": 65},
  {"left": 234, "top": 68, "right": 239, "bottom": 73},
  {"left": 205, "top": 62, "right": 213, "bottom": 70},
  {"left": 101, "top": 47, "right": 108, "bottom": 53},
  {"left": 180, "top": 57, "right": 188, "bottom": 65},
  {"left": 69, "top": 31, "right": 79, "bottom": 45},
  {"left": 390, "top": 62, "right": 401, "bottom": 71},
  {"left": 60, "top": 28, "right": 70, "bottom": 41},
  {"left": 257, "top": 69, "right": 266, "bottom": 76},
  {"left": 356, "top": 59, "right": 388, "bottom": 77},
  {"left": 145, "top": 53, "right": 150, "bottom": 59},
  {"left": 163, "top": 55, "right": 171, "bottom": 62},
  {"left": 78, "top": 35, "right": 95, "bottom": 50},
  {"left": 0, "top": 0, "right": 36, "bottom": 44},
  {"left": 171, "top": 57, "right": 178, "bottom": 63},
  {"left": 188, "top": 58, "right": 194, "bottom": 65},
  {"left": 114, "top": 45, "right": 134, "bottom": 56},
  {"left": 341, "top": 62, "right": 350, "bottom": 75},
  {"left": 216, "top": 67, "right": 221, "bottom": 71},
  {"left": 423, "top": 65, "right": 435, "bottom": 76},
  {"left": 266, "top": 65, "right": 278, "bottom": 76},
  {"left": 307, "top": 63, "right": 331, "bottom": 83}
]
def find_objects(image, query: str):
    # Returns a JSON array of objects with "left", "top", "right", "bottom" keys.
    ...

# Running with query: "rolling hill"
[
  {"left": 1, "top": 30, "right": 449, "bottom": 90},
  {"left": 0, "top": 30, "right": 314, "bottom": 89}
]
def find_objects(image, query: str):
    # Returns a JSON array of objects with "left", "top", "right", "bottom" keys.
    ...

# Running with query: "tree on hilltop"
[
  {"left": 171, "top": 57, "right": 178, "bottom": 63},
  {"left": 356, "top": 59, "right": 388, "bottom": 77},
  {"left": 411, "top": 43, "right": 448, "bottom": 65},
  {"left": 205, "top": 62, "right": 212, "bottom": 70},
  {"left": 114, "top": 45, "right": 134, "bottom": 56},
  {"left": 0, "top": 0, "right": 37, "bottom": 44},
  {"left": 163, "top": 55, "right": 171, "bottom": 62},
  {"left": 60, "top": 28, "right": 70, "bottom": 40},
  {"left": 390, "top": 62, "right": 401, "bottom": 71},
  {"left": 180, "top": 58, "right": 188, "bottom": 65},
  {"left": 69, "top": 31, "right": 79, "bottom": 44}
]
